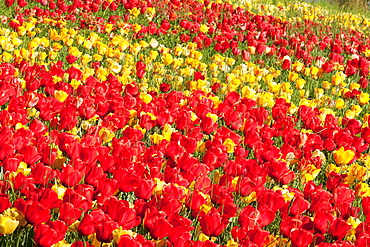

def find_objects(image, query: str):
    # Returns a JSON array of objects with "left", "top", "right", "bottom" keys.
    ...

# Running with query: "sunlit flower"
[
  {"left": 333, "top": 147, "right": 355, "bottom": 165},
  {"left": 54, "top": 90, "right": 68, "bottom": 102},
  {"left": 0, "top": 214, "right": 19, "bottom": 235},
  {"left": 99, "top": 127, "right": 115, "bottom": 142}
]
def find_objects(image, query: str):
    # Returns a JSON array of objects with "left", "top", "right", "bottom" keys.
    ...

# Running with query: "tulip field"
[{"left": 1, "top": 0, "right": 370, "bottom": 246}]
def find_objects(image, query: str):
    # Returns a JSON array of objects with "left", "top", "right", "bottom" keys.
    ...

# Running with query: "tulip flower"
[
  {"left": 313, "top": 210, "right": 334, "bottom": 234},
  {"left": 0, "top": 214, "right": 19, "bottom": 235},
  {"left": 149, "top": 217, "right": 173, "bottom": 239},
  {"left": 59, "top": 202, "right": 82, "bottom": 226},
  {"left": 288, "top": 195, "right": 310, "bottom": 217},
  {"left": 290, "top": 228, "right": 313, "bottom": 247},
  {"left": 19, "top": 202, "right": 51, "bottom": 225},
  {"left": 34, "top": 220, "right": 68, "bottom": 247},
  {"left": 198, "top": 207, "right": 229, "bottom": 237},
  {"left": 328, "top": 218, "right": 352, "bottom": 240},
  {"left": 333, "top": 146, "right": 355, "bottom": 165},
  {"left": 54, "top": 90, "right": 68, "bottom": 102},
  {"left": 95, "top": 219, "right": 119, "bottom": 243},
  {"left": 0, "top": 194, "right": 11, "bottom": 213}
]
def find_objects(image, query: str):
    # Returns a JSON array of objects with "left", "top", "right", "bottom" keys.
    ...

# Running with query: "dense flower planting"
[{"left": 1, "top": 0, "right": 370, "bottom": 246}]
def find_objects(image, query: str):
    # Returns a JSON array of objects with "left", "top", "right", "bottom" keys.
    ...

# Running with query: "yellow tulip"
[
  {"left": 132, "top": 23, "right": 142, "bottom": 33},
  {"left": 17, "top": 161, "right": 31, "bottom": 176},
  {"left": 333, "top": 146, "right": 355, "bottom": 165},
  {"left": 335, "top": 98, "right": 345, "bottom": 110},
  {"left": 139, "top": 92, "right": 152, "bottom": 104},
  {"left": 292, "top": 61, "right": 304, "bottom": 72},
  {"left": 322, "top": 81, "right": 331, "bottom": 90},
  {"left": 359, "top": 92, "right": 369, "bottom": 105},
  {"left": 105, "top": 23, "right": 114, "bottom": 33},
  {"left": 295, "top": 78, "right": 306, "bottom": 89},
  {"left": 53, "top": 240, "right": 71, "bottom": 247},
  {"left": 99, "top": 128, "right": 115, "bottom": 143},
  {"left": 49, "top": 29, "right": 61, "bottom": 41},
  {"left": 0, "top": 214, "right": 19, "bottom": 235},
  {"left": 199, "top": 24, "right": 209, "bottom": 33},
  {"left": 51, "top": 183, "right": 67, "bottom": 200},
  {"left": 226, "top": 239, "right": 238, "bottom": 247},
  {"left": 223, "top": 138, "right": 236, "bottom": 153},
  {"left": 355, "top": 183, "right": 370, "bottom": 197},
  {"left": 162, "top": 53, "right": 173, "bottom": 65},
  {"left": 113, "top": 227, "right": 137, "bottom": 244},
  {"left": 68, "top": 47, "right": 81, "bottom": 57},
  {"left": 54, "top": 90, "right": 68, "bottom": 102},
  {"left": 288, "top": 71, "right": 299, "bottom": 82},
  {"left": 128, "top": 7, "right": 141, "bottom": 17},
  {"left": 1, "top": 52, "right": 13, "bottom": 62},
  {"left": 331, "top": 72, "right": 346, "bottom": 86}
]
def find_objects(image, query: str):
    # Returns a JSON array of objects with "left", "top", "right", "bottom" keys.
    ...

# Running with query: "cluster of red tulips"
[{"left": 1, "top": 0, "right": 370, "bottom": 246}]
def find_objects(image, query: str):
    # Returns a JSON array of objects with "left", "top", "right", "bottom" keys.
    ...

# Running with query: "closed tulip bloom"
[
  {"left": 329, "top": 218, "right": 352, "bottom": 239},
  {"left": 24, "top": 202, "right": 51, "bottom": 225},
  {"left": 0, "top": 214, "right": 19, "bottom": 235},
  {"left": 0, "top": 194, "right": 11, "bottom": 213},
  {"left": 34, "top": 220, "right": 67, "bottom": 247},
  {"left": 95, "top": 219, "right": 119, "bottom": 243},
  {"left": 290, "top": 228, "right": 313, "bottom": 247},
  {"left": 198, "top": 207, "right": 228, "bottom": 236}
]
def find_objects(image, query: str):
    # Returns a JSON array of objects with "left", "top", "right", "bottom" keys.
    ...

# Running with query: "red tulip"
[
  {"left": 328, "top": 218, "right": 351, "bottom": 239},
  {"left": 290, "top": 228, "right": 313, "bottom": 247},
  {"left": 0, "top": 193, "right": 11, "bottom": 213},
  {"left": 160, "top": 83, "right": 171, "bottom": 92},
  {"left": 95, "top": 219, "right": 119, "bottom": 243},
  {"left": 198, "top": 207, "right": 228, "bottom": 236},
  {"left": 24, "top": 202, "right": 51, "bottom": 225},
  {"left": 63, "top": 189, "right": 92, "bottom": 213},
  {"left": 95, "top": 177, "right": 118, "bottom": 203},
  {"left": 266, "top": 160, "right": 295, "bottom": 185},
  {"left": 280, "top": 217, "right": 302, "bottom": 238},
  {"left": 71, "top": 241, "right": 94, "bottom": 247},
  {"left": 236, "top": 176, "right": 256, "bottom": 197},
  {"left": 257, "top": 204, "right": 275, "bottom": 227},
  {"left": 115, "top": 168, "right": 140, "bottom": 193},
  {"left": 288, "top": 195, "right": 310, "bottom": 217},
  {"left": 149, "top": 217, "right": 173, "bottom": 239},
  {"left": 101, "top": 197, "right": 141, "bottom": 229},
  {"left": 248, "top": 227, "right": 270, "bottom": 247},
  {"left": 59, "top": 202, "right": 82, "bottom": 225},
  {"left": 21, "top": 146, "right": 41, "bottom": 165},
  {"left": 333, "top": 185, "right": 354, "bottom": 205},
  {"left": 194, "top": 71, "right": 205, "bottom": 80},
  {"left": 118, "top": 235, "right": 142, "bottom": 247},
  {"left": 78, "top": 209, "right": 107, "bottom": 236},
  {"left": 282, "top": 59, "right": 291, "bottom": 70},
  {"left": 136, "top": 61, "right": 146, "bottom": 79},
  {"left": 322, "top": 62, "right": 334, "bottom": 73},
  {"left": 5, "top": 0, "right": 14, "bottom": 6},
  {"left": 356, "top": 233, "right": 370, "bottom": 247},
  {"left": 257, "top": 188, "right": 285, "bottom": 213},
  {"left": 35, "top": 188, "right": 62, "bottom": 209},
  {"left": 60, "top": 165, "right": 83, "bottom": 187},
  {"left": 359, "top": 77, "right": 369, "bottom": 89},
  {"left": 363, "top": 197, "right": 370, "bottom": 216},
  {"left": 66, "top": 55, "right": 78, "bottom": 64},
  {"left": 34, "top": 220, "right": 67, "bottom": 247},
  {"left": 180, "top": 34, "right": 190, "bottom": 43},
  {"left": 0, "top": 142, "right": 14, "bottom": 161}
]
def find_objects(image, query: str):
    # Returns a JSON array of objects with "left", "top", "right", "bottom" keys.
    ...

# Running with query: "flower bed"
[{"left": 0, "top": 0, "right": 370, "bottom": 246}]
